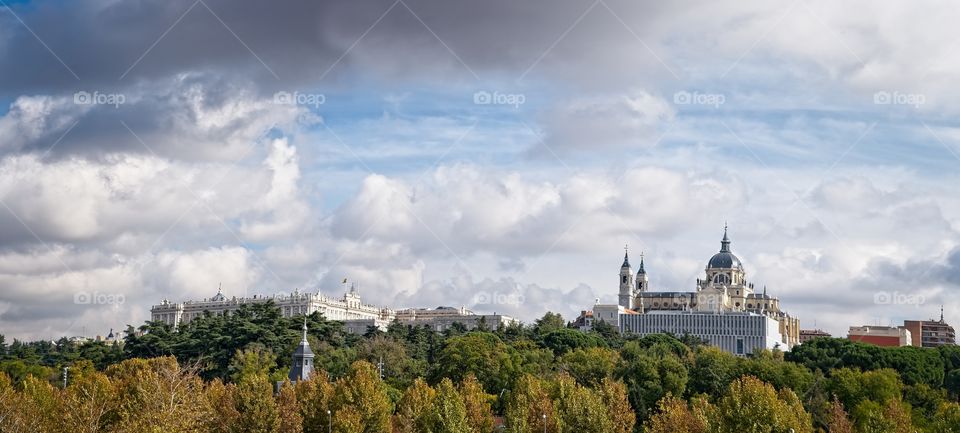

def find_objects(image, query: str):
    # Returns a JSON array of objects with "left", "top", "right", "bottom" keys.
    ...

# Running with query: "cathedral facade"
[{"left": 610, "top": 226, "right": 800, "bottom": 349}]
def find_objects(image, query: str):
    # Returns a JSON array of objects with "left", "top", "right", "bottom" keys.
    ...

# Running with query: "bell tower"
[
  {"left": 618, "top": 245, "right": 634, "bottom": 309},
  {"left": 635, "top": 252, "right": 649, "bottom": 294}
]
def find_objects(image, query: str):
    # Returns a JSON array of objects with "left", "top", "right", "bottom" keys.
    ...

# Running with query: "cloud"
[
  {"left": 534, "top": 90, "right": 675, "bottom": 154},
  {"left": 2, "top": 0, "right": 960, "bottom": 342},
  {"left": 330, "top": 163, "right": 746, "bottom": 259},
  {"left": 0, "top": 77, "right": 317, "bottom": 161}
]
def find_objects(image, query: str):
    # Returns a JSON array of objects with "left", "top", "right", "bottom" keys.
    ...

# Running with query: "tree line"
[{"left": 3, "top": 302, "right": 960, "bottom": 432}]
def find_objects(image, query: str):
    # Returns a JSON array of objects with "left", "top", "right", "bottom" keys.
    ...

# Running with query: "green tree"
[
  {"left": 431, "top": 378, "right": 470, "bottom": 433},
  {"left": 559, "top": 347, "right": 619, "bottom": 386},
  {"left": 554, "top": 375, "right": 612, "bottom": 433},
  {"left": 618, "top": 342, "right": 688, "bottom": 422},
  {"left": 533, "top": 312, "right": 566, "bottom": 336},
  {"left": 541, "top": 329, "right": 605, "bottom": 356},
  {"left": 432, "top": 333, "right": 522, "bottom": 394},
  {"left": 229, "top": 345, "right": 279, "bottom": 382},
  {"left": 687, "top": 347, "right": 738, "bottom": 398}
]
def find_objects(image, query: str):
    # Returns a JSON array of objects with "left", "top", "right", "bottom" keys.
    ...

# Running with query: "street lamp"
[
  {"left": 542, "top": 414, "right": 547, "bottom": 433},
  {"left": 327, "top": 409, "right": 332, "bottom": 433}
]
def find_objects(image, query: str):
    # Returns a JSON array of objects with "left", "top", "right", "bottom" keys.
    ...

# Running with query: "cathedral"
[{"left": 612, "top": 226, "right": 800, "bottom": 348}]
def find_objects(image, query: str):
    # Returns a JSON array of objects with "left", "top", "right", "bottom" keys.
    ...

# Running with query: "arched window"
[{"left": 714, "top": 273, "right": 730, "bottom": 285}]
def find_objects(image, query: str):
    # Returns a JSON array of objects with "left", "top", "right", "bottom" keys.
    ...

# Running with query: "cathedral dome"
[
  {"left": 706, "top": 225, "right": 743, "bottom": 270},
  {"left": 707, "top": 251, "right": 742, "bottom": 269}
]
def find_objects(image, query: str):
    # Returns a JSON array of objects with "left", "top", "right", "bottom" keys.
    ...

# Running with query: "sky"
[{"left": 0, "top": 0, "right": 959, "bottom": 340}]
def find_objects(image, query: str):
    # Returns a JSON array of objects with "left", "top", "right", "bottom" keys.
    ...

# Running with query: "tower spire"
[
  {"left": 941, "top": 305, "right": 945, "bottom": 322},
  {"left": 289, "top": 318, "right": 314, "bottom": 382},
  {"left": 720, "top": 223, "right": 731, "bottom": 252},
  {"left": 638, "top": 251, "right": 646, "bottom": 274},
  {"left": 621, "top": 244, "right": 631, "bottom": 268}
]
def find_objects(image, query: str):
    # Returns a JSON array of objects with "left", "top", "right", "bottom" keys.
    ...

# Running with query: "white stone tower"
[{"left": 618, "top": 245, "right": 634, "bottom": 309}]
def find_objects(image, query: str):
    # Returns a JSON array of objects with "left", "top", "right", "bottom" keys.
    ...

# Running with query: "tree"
[
  {"left": 395, "top": 378, "right": 436, "bottom": 433},
  {"left": 687, "top": 347, "right": 737, "bottom": 398},
  {"left": 61, "top": 371, "right": 117, "bottom": 433},
  {"left": 540, "top": 329, "right": 605, "bottom": 356},
  {"left": 504, "top": 374, "right": 558, "bottom": 433},
  {"left": 460, "top": 375, "right": 495, "bottom": 433},
  {"left": 431, "top": 333, "right": 522, "bottom": 394},
  {"left": 234, "top": 374, "right": 279, "bottom": 433},
  {"left": 850, "top": 398, "right": 914, "bottom": 433},
  {"left": 4, "top": 375, "right": 61, "bottom": 433},
  {"left": 277, "top": 381, "right": 304, "bottom": 433},
  {"left": 296, "top": 371, "right": 334, "bottom": 433},
  {"left": 644, "top": 395, "right": 709, "bottom": 433},
  {"left": 108, "top": 357, "right": 209, "bottom": 433},
  {"left": 533, "top": 312, "right": 565, "bottom": 336},
  {"left": 202, "top": 379, "right": 240, "bottom": 433},
  {"left": 932, "top": 402, "right": 960, "bottom": 433},
  {"left": 617, "top": 343, "right": 687, "bottom": 422},
  {"left": 827, "top": 368, "right": 902, "bottom": 412},
  {"left": 598, "top": 377, "right": 635, "bottom": 433},
  {"left": 431, "top": 378, "right": 470, "bottom": 433},
  {"left": 332, "top": 361, "right": 392, "bottom": 433},
  {"left": 332, "top": 407, "right": 364, "bottom": 433},
  {"left": 826, "top": 397, "right": 853, "bottom": 433},
  {"left": 554, "top": 375, "right": 612, "bottom": 433},
  {"left": 712, "top": 376, "right": 812, "bottom": 433},
  {"left": 229, "top": 345, "right": 279, "bottom": 382},
  {"left": 355, "top": 335, "right": 423, "bottom": 390},
  {"left": 559, "top": 347, "right": 619, "bottom": 386}
]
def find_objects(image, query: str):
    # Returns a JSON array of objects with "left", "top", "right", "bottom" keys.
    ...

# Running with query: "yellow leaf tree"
[
  {"left": 395, "top": 378, "right": 436, "bottom": 433},
  {"left": 460, "top": 374, "right": 495, "bottom": 433},
  {"left": 332, "top": 361, "right": 392, "bottom": 433}
]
